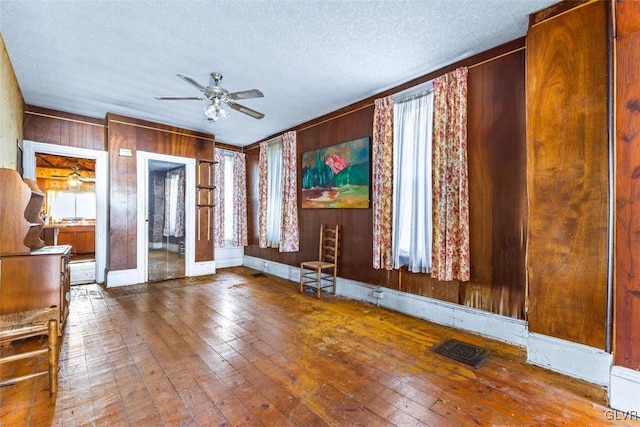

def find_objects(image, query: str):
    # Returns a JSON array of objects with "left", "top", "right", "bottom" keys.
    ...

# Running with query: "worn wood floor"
[{"left": 0, "top": 267, "right": 636, "bottom": 426}]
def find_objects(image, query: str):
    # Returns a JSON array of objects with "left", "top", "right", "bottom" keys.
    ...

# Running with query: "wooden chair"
[
  {"left": 300, "top": 224, "right": 339, "bottom": 299},
  {"left": 0, "top": 307, "right": 59, "bottom": 395}
]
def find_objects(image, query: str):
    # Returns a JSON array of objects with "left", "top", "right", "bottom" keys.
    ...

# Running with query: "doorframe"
[
  {"left": 22, "top": 140, "right": 108, "bottom": 284},
  {"left": 136, "top": 151, "right": 196, "bottom": 283}
]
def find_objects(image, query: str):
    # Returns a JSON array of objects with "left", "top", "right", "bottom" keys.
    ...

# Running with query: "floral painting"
[{"left": 301, "top": 137, "right": 370, "bottom": 208}]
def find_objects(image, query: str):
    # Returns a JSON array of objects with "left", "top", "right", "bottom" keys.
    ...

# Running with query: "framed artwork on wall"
[{"left": 301, "top": 136, "right": 370, "bottom": 209}]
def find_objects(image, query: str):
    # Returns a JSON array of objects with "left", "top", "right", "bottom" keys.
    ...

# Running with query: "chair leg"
[
  {"left": 316, "top": 268, "right": 321, "bottom": 299},
  {"left": 299, "top": 263, "right": 303, "bottom": 293},
  {"left": 332, "top": 267, "right": 337, "bottom": 294},
  {"left": 47, "top": 319, "right": 58, "bottom": 395}
]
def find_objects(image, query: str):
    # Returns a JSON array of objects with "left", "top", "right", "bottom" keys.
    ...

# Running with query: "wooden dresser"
[
  {"left": 0, "top": 245, "right": 71, "bottom": 330},
  {"left": 0, "top": 168, "right": 71, "bottom": 331}
]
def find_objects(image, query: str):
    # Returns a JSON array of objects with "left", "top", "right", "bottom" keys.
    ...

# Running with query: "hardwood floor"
[{"left": 0, "top": 267, "right": 636, "bottom": 426}]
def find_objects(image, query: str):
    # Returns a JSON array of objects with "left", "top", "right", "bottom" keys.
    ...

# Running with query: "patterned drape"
[
  {"left": 279, "top": 131, "right": 299, "bottom": 252},
  {"left": 431, "top": 67, "right": 470, "bottom": 282},
  {"left": 163, "top": 168, "right": 185, "bottom": 238},
  {"left": 372, "top": 96, "right": 395, "bottom": 270},
  {"left": 175, "top": 168, "right": 185, "bottom": 238},
  {"left": 232, "top": 151, "right": 248, "bottom": 247},
  {"left": 213, "top": 148, "right": 225, "bottom": 247},
  {"left": 258, "top": 140, "right": 268, "bottom": 248}
]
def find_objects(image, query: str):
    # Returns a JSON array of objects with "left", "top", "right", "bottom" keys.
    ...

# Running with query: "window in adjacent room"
[{"left": 47, "top": 190, "right": 96, "bottom": 221}]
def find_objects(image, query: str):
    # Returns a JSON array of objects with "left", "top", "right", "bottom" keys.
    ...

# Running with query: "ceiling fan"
[
  {"left": 155, "top": 72, "right": 265, "bottom": 122},
  {"left": 51, "top": 164, "right": 96, "bottom": 183}
]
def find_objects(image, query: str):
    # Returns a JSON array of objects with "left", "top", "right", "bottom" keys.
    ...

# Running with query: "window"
[
  {"left": 265, "top": 139, "right": 283, "bottom": 247},
  {"left": 223, "top": 152, "right": 234, "bottom": 242},
  {"left": 47, "top": 190, "right": 96, "bottom": 221},
  {"left": 392, "top": 90, "right": 434, "bottom": 272},
  {"left": 258, "top": 131, "right": 298, "bottom": 252}
]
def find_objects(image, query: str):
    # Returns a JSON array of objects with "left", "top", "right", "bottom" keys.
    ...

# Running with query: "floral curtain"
[
  {"left": 258, "top": 140, "right": 269, "bottom": 248},
  {"left": 163, "top": 168, "right": 185, "bottom": 238},
  {"left": 213, "top": 148, "right": 225, "bottom": 247},
  {"left": 279, "top": 131, "right": 299, "bottom": 252},
  {"left": 232, "top": 151, "right": 248, "bottom": 246},
  {"left": 431, "top": 67, "right": 470, "bottom": 282},
  {"left": 372, "top": 95, "right": 395, "bottom": 270}
]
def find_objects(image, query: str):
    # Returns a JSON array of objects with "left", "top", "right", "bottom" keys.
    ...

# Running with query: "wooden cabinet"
[
  {"left": 23, "top": 179, "right": 45, "bottom": 250},
  {"left": 195, "top": 159, "right": 216, "bottom": 262},
  {"left": 0, "top": 245, "right": 71, "bottom": 330},
  {"left": 0, "top": 168, "right": 31, "bottom": 255},
  {"left": 0, "top": 168, "right": 71, "bottom": 330},
  {"left": 57, "top": 225, "right": 95, "bottom": 255}
]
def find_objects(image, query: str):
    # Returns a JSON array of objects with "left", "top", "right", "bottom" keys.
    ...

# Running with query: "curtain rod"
[
  {"left": 244, "top": 134, "right": 286, "bottom": 151},
  {"left": 247, "top": 45, "right": 524, "bottom": 148}
]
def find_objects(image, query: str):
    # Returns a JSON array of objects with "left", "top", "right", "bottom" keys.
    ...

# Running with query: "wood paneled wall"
[
  {"left": 0, "top": 34, "right": 23, "bottom": 169},
  {"left": 615, "top": 0, "right": 640, "bottom": 369},
  {"left": 23, "top": 106, "right": 105, "bottom": 150},
  {"left": 106, "top": 114, "right": 214, "bottom": 272},
  {"left": 245, "top": 42, "right": 529, "bottom": 319},
  {"left": 526, "top": 1, "right": 609, "bottom": 349}
]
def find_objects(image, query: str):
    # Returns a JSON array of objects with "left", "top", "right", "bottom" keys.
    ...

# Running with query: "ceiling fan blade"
[
  {"left": 177, "top": 74, "right": 207, "bottom": 92},
  {"left": 227, "top": 101, "right": 265, "bottom": 119},
  {"left": 154, "top": 96, "right": 204, "bottom": 101},
  {"left": 228, "top": 89, "right": 264, "bottom": 100}
]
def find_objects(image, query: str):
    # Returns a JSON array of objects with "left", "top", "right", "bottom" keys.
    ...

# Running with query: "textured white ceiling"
[{"left": 1, "top": 0, "right": 558, "bottom": 147}]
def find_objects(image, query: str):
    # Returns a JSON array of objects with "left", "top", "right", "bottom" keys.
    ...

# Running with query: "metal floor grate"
[{"left": 432, "top": 338, "right": 491, "bottom": 368}]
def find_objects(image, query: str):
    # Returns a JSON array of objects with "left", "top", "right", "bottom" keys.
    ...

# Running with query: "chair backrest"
[{"left": 318, "top": 224, "right": 339, "bottom": 264}]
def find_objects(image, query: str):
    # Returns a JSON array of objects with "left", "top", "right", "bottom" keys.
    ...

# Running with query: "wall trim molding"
[
  {"left": 106, "top": 268, "right": 138, "bottom": 288},
  {"left": 527, "top": 332, "right": 612, "bottom": 386},
  {"left": 215, "top": 246, "right": 244, "bottom": 269},
  {"left": 191, "top": 261, "right": 216, "bottom": 276},
  {"left": 610, "top": 366, "right": 640, "bottom": 413}
]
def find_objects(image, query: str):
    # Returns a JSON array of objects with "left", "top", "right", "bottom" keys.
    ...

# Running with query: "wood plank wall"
[
  {"left": 23, "top": 106, "right": 105, "bottom": 150},
  {"left": 106, "top": 114, "right": 215, "bottom": 271},
  {"left": 526, "top": 1, "right": 609, "bottom": 349},
  {"left": 22, "top": 108, "right": 215, "bottom": 272},
  {"left": 614, "top": 0, "right": 640, "bottom": 369},
  {"left": 245, "top": 40, "right": 529, "bottom": 319}
]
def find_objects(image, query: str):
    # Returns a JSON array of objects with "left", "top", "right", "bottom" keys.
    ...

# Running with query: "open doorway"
[
  {"left": 147, "top": 160, "right": 186, "bottom": 281},
  {"left": 22, "top": 140, "right": 108, "bottom": 284},
  {"left": 137, "top": 151, "right": 196, "bottom": 285},
  {"left": 35, "top": 153, "right": 97, "bottom": 284}
]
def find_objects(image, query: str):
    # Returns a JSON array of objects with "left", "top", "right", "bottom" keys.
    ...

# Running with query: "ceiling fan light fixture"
[{"left": 203, "top": 99, "right": 228, "bottom": 122}]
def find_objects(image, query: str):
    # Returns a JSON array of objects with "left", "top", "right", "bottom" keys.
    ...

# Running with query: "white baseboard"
[
  {"left": 244, "top": 255, "right": 300, "bottom": 281},
  {"left": 190, "top": 261, "right": 216, "bottom": 276},
  {"left": 243, "top": 256, "right": 527, "bottom": 346},
  {"left": 610, "top": 366, "right": 640, "bottom": 413},
  {"left": 106, "top": 269, "right": 139, "bottom": 287},
  {"left": 527, "top": 333, "right": 612, "bottom": 386},
  {"left": 215, "top": 247, "right": 244, "bottom": 269}
]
